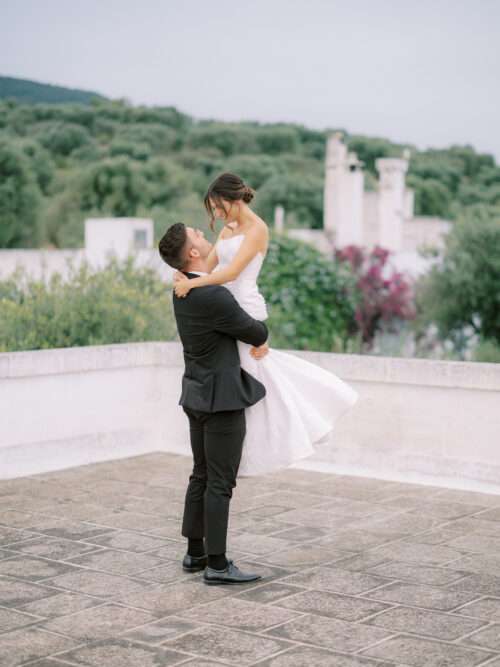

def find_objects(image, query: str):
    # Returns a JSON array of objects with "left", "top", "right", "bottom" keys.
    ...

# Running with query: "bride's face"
[{"left": 209, "top": 197, "right": 234, "bottom": 221}]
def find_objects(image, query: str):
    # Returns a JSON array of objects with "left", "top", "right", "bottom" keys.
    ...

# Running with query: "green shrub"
[
  {"left": 415, "top": 215, "right": 500, "bottom": 352},
  {"left": 0, "top": 138, "right": 42, "bottom": 247},
  {"left": 473, "top": 339, "right": 500, "bottom": 363},
  {"left": 258, "top": 234, "right": 357, "bottom": 351},
  {"left": 38, "top": 122, "right": 91, "bottom": 157},
  {"left": 0, "top": 258, "right": 177, "bottom": 352},
  {"left": 0, "top": 235, "right": 357, "bottom": 353}
]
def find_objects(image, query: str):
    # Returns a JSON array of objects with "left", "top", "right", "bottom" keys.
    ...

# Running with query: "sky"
[{"left": 2, "top": 0, "right": 500, "bottom": 162}]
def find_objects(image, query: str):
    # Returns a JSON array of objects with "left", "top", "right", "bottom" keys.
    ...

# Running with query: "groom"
[{"left": 158, "top": 223, "right": 269, "bottom": 585}]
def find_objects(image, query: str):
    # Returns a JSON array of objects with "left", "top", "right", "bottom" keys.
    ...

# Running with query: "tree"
[
  {"left": 254, "top": 172, "right": 324, "bottom": 228},
  {"left": 416, "top": 215, "right": 500, "bottom": 350},
  {"left": 38, "top": 121, "right": 92, "bottom": 157},
  {"left": 19, "top": 139, "right": 54, "bottom": 194},
  {"left": 255, "top": 126, "right": 300, "bottom": 154},
  {"left": 187, "top": 123, "right": 259, "bottom": 156},
  {"left": 0, "top": 139, "right": 41, "bottom": 247},
  {"left": 407, "top": 175, "right": 452, "bottom": 218},
  {"left": 347, "top": 135, "right": 403, "bottom": 174},
  {"left": 258, "top": 234, "right": 356, "bottom": 351}
]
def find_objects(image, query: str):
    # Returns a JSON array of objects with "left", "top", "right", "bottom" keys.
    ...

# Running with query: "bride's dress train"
[{"left": 215, "top": 234, "right": 358, "bottom": 477}]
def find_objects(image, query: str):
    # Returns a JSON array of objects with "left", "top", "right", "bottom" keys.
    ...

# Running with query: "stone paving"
[{"left": 1, "top": 453, "right": 500, "bottom": 666}]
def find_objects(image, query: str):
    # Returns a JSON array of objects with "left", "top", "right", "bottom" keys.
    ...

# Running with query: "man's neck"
[{"left": 184, "top": 263, "right": 208, "bottom": 275}]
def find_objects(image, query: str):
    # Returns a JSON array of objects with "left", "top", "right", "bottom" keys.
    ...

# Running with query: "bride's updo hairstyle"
[{"left": 204, "top": 172, "right": 255, "bottom": 231}]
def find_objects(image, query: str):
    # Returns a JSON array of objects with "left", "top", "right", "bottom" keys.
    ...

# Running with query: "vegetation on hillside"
[
  {"left": 0, "top": 75, "right": 106, "bottom": 105},
  {"left": 0, "top": 95, "right": 499, "bottom": 251}
]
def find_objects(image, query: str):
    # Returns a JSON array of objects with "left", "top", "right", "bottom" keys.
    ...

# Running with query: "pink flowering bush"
[{"left": 335, "top": 245, "right": 416, "bottom": 347}]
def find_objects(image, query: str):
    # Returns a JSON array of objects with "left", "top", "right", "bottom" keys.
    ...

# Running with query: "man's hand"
[{"left": 250, "top": 342, "right": 269, "bottom": 360}]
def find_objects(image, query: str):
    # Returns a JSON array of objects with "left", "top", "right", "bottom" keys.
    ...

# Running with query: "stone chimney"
[
  {"left": 324, "top": 133, "right": 364, "bottom": 247},
  {"left": 375, "top": 156, "right": 409, "bottom": 252}
]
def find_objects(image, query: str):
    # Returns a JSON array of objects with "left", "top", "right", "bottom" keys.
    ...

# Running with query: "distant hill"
[{"left": 0, "top": 76, "right": 106, "bottom": 104}]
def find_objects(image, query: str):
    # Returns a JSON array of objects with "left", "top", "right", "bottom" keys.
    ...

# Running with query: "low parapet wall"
[
  {"left": 1, "top": 342, "right": 499, "bottom": 492},
  {"left": 0, "top": 249, "right": 174, "bottom": 282}
]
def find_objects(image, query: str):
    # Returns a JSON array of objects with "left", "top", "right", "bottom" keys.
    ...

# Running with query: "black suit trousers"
[{"left": 181, "top": 407, "right": 246, "bottom": 554}]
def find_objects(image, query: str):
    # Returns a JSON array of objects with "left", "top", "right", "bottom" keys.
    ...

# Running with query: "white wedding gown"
[{"left": 213, "top": 234, "right": 358, "bottom": 477}]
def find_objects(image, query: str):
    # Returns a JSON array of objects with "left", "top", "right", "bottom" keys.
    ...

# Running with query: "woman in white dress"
[{"left": 174, "top": 173, "right": 358, "bottom": 476}]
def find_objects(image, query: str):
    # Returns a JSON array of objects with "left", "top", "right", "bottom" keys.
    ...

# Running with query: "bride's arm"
[
  {"left": 206, "top": 244, "right": 219, "bottom": 273},
  {"left": 174, "top": 226, "right": 267, "bottom": 297}
]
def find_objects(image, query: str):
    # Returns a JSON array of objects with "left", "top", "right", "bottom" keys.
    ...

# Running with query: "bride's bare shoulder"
[{"left": 249, "top": 218, "right": 269, "bottom": 241}]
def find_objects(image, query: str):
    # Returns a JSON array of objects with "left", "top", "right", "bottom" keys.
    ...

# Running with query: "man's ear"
[{"left": 189, "top": 247, "right": 201, "bottom": 259}]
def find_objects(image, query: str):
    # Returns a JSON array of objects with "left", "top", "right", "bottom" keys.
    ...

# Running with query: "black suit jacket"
[{"left": 173, "top": 272, "right": 268, "bottom": 413}]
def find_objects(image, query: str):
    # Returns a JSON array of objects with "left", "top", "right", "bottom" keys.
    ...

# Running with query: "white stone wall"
[
  {"left": 0, "top": 248, "right": 174, "bottom": 283},
  {"left": 403, "top": 216, "right": 452, "bottom": 250},
  {"left": 1, "top": 342, "right": 499, "bottom": 493},
  {"left": 0, "top": 343, "right": 185, "bottom": 479},
  {"left": 286, "top": 230, "right": 335, "bottom": 257},
  {"left": 0, "top": 250, "right": 85, "bottom": 281},
  {"left": 0, "top": 218, "right": 175, "bottom": 284}
]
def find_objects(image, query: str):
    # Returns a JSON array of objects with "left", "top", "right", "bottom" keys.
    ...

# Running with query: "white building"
[
  {"left": 288, "top": 133, "right": 452, "bottom": 276},
  {"left": 0, "top": 218, "right": 174, "bottom": 283}
]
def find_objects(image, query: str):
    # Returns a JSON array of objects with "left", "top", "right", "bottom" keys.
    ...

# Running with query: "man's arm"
[{"left": 211, "top": 286, "right": 268, "bottom": 347}]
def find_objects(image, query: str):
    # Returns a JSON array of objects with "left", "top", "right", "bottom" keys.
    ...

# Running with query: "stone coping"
[
  {"left": 0, "top": 342, "right": 182, "bottom": 379},
  {"left": 0, "top": 248, "right": 83, "bottom": 254},
  {"left": 288, "top": 350, "right": 500, "bottom": 391},
  {"left": 1, "top": 342, "right": 499, "bottom": 390}
]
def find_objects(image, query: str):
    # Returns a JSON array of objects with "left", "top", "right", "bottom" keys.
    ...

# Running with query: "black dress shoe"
[
  {"left": 203, "top": 559, "right": 262, "bottom": 585},
  {"left": 182, "top": 553, "right": 208, "bottom": 572}
]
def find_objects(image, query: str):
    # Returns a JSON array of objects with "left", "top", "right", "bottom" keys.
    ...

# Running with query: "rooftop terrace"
[{"left": 1, "top": 452, "right": 500, "bottom": 666}]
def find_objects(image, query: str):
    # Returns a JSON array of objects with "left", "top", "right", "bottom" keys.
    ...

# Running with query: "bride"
[{"left": 173, "top": 172, "right": 358, "bottom": 476}]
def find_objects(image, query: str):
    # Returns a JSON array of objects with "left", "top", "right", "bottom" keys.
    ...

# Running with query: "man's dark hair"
[{"left": 158, "top": 223, "right": 188, "bottom": 270}]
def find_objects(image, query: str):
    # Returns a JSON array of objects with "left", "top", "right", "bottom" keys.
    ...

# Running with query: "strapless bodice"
[{"left": 215, "top": 235, "right": 268, "bottom": 320}]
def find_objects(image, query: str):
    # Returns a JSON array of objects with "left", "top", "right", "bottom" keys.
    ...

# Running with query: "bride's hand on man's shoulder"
[
  {"left": 250, "top": 342, "right": 269, "bottom": 360},
  {"left": 173, "top": 271, "right": 184, "bottom": 283},
  {"left": 173, "top": 278, "right": 191, "bottom": 298}
]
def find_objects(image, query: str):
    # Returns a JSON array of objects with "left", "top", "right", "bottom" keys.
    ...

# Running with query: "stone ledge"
[
  {"left": 0, "top": 342, "right": 183, "bottom": 379},
  {"left": 1, "top": 341, "right": 499, "bottom": 390},
  {"left": 287, "top": 349, "right": 500, "bottom": 391}
]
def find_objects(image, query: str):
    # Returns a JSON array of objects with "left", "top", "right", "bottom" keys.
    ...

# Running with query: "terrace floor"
[{"left": 1, "top": 452, "right": 500, "bottom": 666}]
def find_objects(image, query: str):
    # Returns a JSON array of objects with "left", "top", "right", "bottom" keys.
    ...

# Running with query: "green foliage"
[
  {"left": 472, "top": 339, "right": 500, "bottom": 363},
  {"left": 0, "top": 139, "right": 41, "bottom": 247},
  {"left": 407, "top": 175, "right": 452, "bottom": 218},
  {"left": 258, "top": 234, "right": 356, "bottom": 351},
  {"left": 18, "top": 139, "right": 54, "bottom": 194},
  {"left": 255, "top": 126, "right": 300, "bottom": 154},
  {"left": 38, "top": 122, "right": 92, "bottom": 157},
  {"left": 255, "top": 172, "right": 323, "bottom": 228},
  {"left": 347, "top": 135, "right": 404, "bottom": 173},
  {"left": 187, "top": 123, "right": 259, "bottom": 156},
  {"left": 415, "top": 214, "right": 500, "bottom": 351},
  {"left": 0, "top": 94, "right": 498, "bottom": 251},
  {"left": 0, "top": 258, "right": 177, "bottom": 352}
]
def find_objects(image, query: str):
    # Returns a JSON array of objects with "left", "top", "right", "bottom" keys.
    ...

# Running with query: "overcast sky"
[{"left": 2, "top": 0, "right": 499, "bottom": 162}]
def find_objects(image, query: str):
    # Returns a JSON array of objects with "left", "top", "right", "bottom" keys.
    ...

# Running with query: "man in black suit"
[{"left": 158, "top": 223, "right": 269, "bottom": 585}]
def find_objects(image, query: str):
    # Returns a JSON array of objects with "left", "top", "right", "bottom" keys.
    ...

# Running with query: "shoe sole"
[
  {"left": 183, "top": 565, "right": 206, "bottom": 572},
  {"left": 203, "top": 577, "right": 262, "bottom": 585}
]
